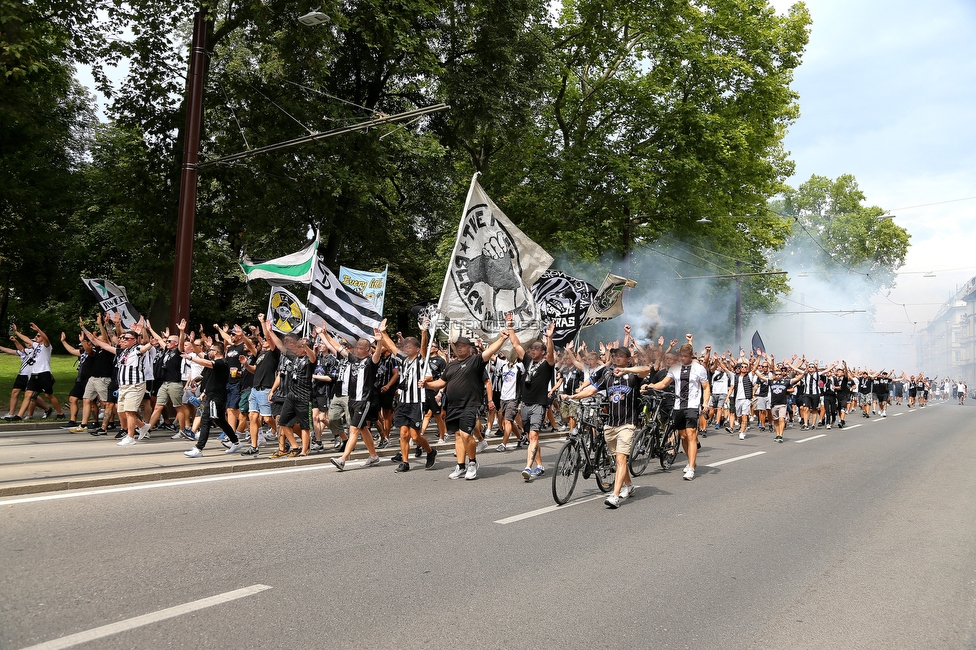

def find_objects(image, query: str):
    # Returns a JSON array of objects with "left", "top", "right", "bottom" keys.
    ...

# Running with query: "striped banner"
[{"left": 306, "top": 257, "right": 382, "bottom": 342}]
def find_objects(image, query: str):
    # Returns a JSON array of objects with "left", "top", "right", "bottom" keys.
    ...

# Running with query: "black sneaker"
[
  {"left": 60, "top": 421, "right": 78, "bottom": 429},
  {"left": 90, "top": 428, "right": 108, "bottom": 436},
  {"left": 333, "top": 437, "right": 345, "bottom": 451},
  {"left": 377, "top": 439, "right": 390, "bottom": 449},
  {"left": 414, "top": 445, "right": 423, "bottom": 459},
  {"left": 395, "top": 462, "right": 410, "bottom": 473},
  {"left": 425, "top": 448, "right": 437, "bottom": 470},
  {"left": 241, "top": 446, "right": 260, "bottom": 457},
  {"left": 310, "top": 440, "right": 325, "bottom": 453},
  {"left": 114, "top": 431, "right": 126, "bottom": 439},
  {"left": 9, "top": 415, "right": 21, "bottom": 421},
  {"left": 391, "top": 452, "right": 403, "bottom": 463},
  {"left": 106, "top": 423, "right": 117, "bottom": 431},
  {"left": 55, "top": 412, "right": 66, "bottom": 420},
  {"left": 44, "top": 408, "right": 54, "bottom": 419}
]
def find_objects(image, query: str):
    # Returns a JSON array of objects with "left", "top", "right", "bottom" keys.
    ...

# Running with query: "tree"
[{"left": 774, "top": 173, "right": 911, "bottom": 296}]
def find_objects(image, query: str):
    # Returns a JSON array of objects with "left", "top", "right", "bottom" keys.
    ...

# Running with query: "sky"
[{"left": 766, "top": 0, "right": 976, "bottom": 367}]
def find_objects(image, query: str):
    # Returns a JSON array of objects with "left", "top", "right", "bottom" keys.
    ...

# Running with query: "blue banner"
[{"left": 338, "top": 265, "right": 388, "bottom": 313}]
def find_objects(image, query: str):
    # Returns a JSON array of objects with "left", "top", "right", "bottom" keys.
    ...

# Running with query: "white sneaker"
[
  {"left": 224, "top": 442, "right": 244, "bottom": 454},
  {"left": 464, "top": 460, "right": 478, "bottom": 480},
  {"left": 449, "top": 465, "right": 466, "bottom": 480},
  {"left": 620, "top": 484, "right": 636, "bottom": 499},
  {"left": 117, "top": 436, "right": 137, "bottom": 446},
  {"left": 495, "top": 443, "right": 507, "bottom": 452},
  {"left": 184, "top": 447, "right": 203, "bottom": 458},
  {"left": 136, "top": 423, "right": 151, "bottom": 440},
  {"left": 476, "top": 439, "right": 488, "bottom": 453},
  {"left": 363, "top": 455, "right": 380, "bottom": 468},
  {"left": 826, "top": 424, "right": 831, "bottom": 429},
  {"left": 604, "top": 494, "right": 620, "bottom": 509},
  {"left": 683, "top": 465, "right": 695, "bottom": 480},
  {"left": 739, "top": 432, "right": 746, "bottom": 440},
  {"left": 170, "top": 432, "right": 184, "bottom": 439}
]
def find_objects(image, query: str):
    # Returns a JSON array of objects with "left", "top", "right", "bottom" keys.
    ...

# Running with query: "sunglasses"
[{"left": 122, "top": 336, "right": 136, "bottom": 341}]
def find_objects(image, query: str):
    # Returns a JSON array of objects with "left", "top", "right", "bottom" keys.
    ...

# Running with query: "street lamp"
[{"left": 298, "top": 8, "right": 329, "bottom": 26}]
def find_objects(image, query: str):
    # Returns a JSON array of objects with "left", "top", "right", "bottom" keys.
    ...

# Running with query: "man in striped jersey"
[
  {"left": 86, "top": 322, "right": 155, "bottom": 446},
  {"left": 375, "top": 328, "right": 437, "bottom": 472},
  {"left": 646, "top": 342, "right": 711, "bottom": 481},
  {"left": 330, "top": 323, "right": 386, "bottom": 471}
]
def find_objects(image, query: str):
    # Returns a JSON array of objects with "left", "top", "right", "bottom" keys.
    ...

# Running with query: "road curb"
[{"left": 0, "top": 431, "right": 569, "bottom": 497}]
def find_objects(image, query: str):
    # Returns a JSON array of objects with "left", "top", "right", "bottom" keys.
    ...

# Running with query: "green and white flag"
[{"left": 239, "top": 237, "right": 319, "bottom": 285}]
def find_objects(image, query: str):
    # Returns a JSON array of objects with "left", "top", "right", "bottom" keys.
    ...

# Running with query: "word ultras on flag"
[{"left": 439, "top": 174, "right": 554, "bottom": 342}]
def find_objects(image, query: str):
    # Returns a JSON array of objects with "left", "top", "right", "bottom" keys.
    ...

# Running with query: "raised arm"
[{"left": 60, "top": 332, "right": 80, "bottom": 356}]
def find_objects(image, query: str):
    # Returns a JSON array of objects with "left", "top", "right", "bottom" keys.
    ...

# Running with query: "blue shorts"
[
  {"left": 225, "top": 382, "right": 241, "bottom": 410},
  {"left": 248, "top": 388, "right": 272, "bottom": 417}
]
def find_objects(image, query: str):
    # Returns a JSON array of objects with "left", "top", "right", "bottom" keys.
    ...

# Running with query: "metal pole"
[
  {"left": 735, "top": 277, "right": 742, "bottom": 352},
  {"left": 170, "top": 11, "right": 208, "bottom": 329}
]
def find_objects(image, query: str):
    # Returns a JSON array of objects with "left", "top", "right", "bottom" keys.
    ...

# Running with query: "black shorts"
[
  {"left": 25, "top": 371, "right": 55, "bottom": 395},
  {"left": 13, "top": 374, "right": 28, "bottom": 390},
  {"left": 445, "top": 406, "right": 479, "bottom": 435},
  {"left": 69, "top": 378, "right": 87, "bottom": 399},
  {"left": 225, "top": 382, "right": 241, "bottom": 411},
  {"left": 106, "top": 380, "right": 119, "bottom": 404},
  {"left": 349, "top": 399, "right": 372, "bottom": 429},
  {"left": 392, "top": 402, "right": 424, "bottom": 431},
  {"left": 837, "top": 392, "right": 851, "bottom": 406},
  {"left": 424, "top": 391, "right": 442, "bottom": 415},
  {"left": 148, "top": 379, "right": 160, "bottom": 397},
  {"left": 365, "top": 399, "right": 381, "bottom": 422},
  {"left": 798, "top": 395, "right": 820, "bottom": 409},
  {"left": 312, "top": 394, "right": 329, "bottom": 411},
  {"left": 671, "top": 408, "right": 700, "bottom": 431},
  {"left": 876, "top": 391, "right": 889, "bottom": 403},
  {"left": 378, "top": 389, "right": 396, "bottom": 410},
  {"left": 908, "top": 389, "right": 917, "bottom": 398},
  {"left": 279, "top": 396, "right": 311, "bottom": 431},
  {"left": 271, "top": 399, "right": 283, "bottom": 417}
]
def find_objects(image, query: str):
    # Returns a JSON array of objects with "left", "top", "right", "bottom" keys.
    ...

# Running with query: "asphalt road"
[{"left": 3, "top": 401, "right": 975, "bottom": 649}]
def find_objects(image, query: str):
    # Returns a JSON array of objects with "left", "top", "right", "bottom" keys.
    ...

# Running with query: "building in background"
[{"left": 916, "top": 275, "right": 976, "bottom": 383}]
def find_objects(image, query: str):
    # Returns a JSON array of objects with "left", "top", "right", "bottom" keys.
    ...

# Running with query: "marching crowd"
[{"left": 3, "top": 314, "right": 967, "bottom": 509}]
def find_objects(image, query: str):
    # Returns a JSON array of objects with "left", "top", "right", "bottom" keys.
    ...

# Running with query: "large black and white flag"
[
  {"left": 580, "top": 272, "right": 637, "bottom": 328},
  {"left": 81, "top": 278, "right": 141, "bottom": 327},
  {"left": 306, "top": 257, "right": 382, "bottom": 342},
  {"left": 531, "top": 270, "right": 597, "bottom": 347},
  {"left": 438, "top": 173, "right": 553, "bottom": 342}
]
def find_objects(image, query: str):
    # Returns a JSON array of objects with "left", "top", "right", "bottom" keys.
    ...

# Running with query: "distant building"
[{"left": 916, "top": 275, "right": 976, "bottom": 383}]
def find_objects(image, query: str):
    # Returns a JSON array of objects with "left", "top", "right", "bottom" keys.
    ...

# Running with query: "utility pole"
[
  {"left": 169, "top": 11, "right": 209, "bottom": 329},
  {"left": 735, "top": 262, "right": 743, "bottom": 351}
]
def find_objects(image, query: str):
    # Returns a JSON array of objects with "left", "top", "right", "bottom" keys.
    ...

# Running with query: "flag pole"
[{"left": 425, "top": 172, "right": 480, "bottom": 376}]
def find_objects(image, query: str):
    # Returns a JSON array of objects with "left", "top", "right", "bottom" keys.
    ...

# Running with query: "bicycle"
[
  {"left": 551, "top": 396, "right": 616, "bottom": 505},
  {"left": 629, "top": 389, "right": 680, "bottom": 477}
]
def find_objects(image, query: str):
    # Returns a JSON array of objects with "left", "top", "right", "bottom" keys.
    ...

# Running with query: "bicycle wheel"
[
  {"left": 660, "top": 426, "right": 680, "bottom": 470},
  {"left": 593, "top": 435, "right": 614, "bottom": 492},
  {"left": 628, "top": 426, "right": 652, "bottom": 477},
  {"left": 552, "top": 439, "right": 581, "bottom": 505}
]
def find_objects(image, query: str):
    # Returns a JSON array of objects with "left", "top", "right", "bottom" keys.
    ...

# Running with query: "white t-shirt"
[
  {"left": 668, "top": 361, "right": 710, "bottom": 410},
  {"left": 495, "top": 360, "right": 524, "bottom": 402},
  {"left": 142, "top": 345, "right": 157, "bottom": 381},
  {"left": 24, "top": 342, "right": 52, "bottom": 374},
  {"left": 711, "top": 370, "right": 729, "bottom": 394}
]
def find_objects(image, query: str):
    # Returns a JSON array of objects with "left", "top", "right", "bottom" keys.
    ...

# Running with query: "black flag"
[{"left": 751, "top": 330, "right": 766, "bottom": 355}]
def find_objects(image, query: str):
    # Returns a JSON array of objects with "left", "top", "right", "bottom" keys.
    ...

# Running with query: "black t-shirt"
[
  {"left": 858, "top": 377, "right": 873, "bottom": 394},
  {"left": 157, "top": 348, "right": 183, "bottom": 383},
  {"left": 874, "top": 376, "right": 891, "bottom": 393},
  {"left": 202, "top": 358, "right": 230, "bottom": 403},
  {"left": 288, "top": 354, "right": 314, "bottom": 402},
  {"left": 89, "top": 348, "right": 116, "bottom": 378},
  {"left": 424, "top": 355, "right": 447, "bottom": 397},
  {"left": 442, "top": 353, "right": 488, "bottom": 409},
  {"left": 226, "top": 343, "right": 246, "bottom": 384},
  {"left": 252, "top": 348, "right": 280, "bottom": 390},
  {"left": 519, "top": 355, "right": 555, "bottom": 406},
  {"left": 559, "top": 366, "right": 584, "bottom": 395},
  {"left": 769, "top": 379, "right": 791, "bottom": 406}
]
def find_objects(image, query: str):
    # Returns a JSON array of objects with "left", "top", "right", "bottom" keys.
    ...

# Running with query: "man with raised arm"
[
  {"left": 509, "top": 319, "right": 556, "bottom": 482},
  {"left": 330, "top": 322, "right": 387, "bottom": 471},
  {"left": 12, "top": 322, "right": 66, "bottom": 420},
  {"left": 421, "top": 328, "right": 511, "bottom": 481},
  {"left": 645, "top": 338, "right": 711, "bottom": 481},
  {"left": 181, "top": 340, "right": 243, "bottom": 456},
  {"left": 85, "top": 320, "right": 154, "bottom": 446}
]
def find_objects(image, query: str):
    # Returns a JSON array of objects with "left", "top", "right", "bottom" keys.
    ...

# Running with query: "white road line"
[
  {"left": 795, "top": 434, "right": 826, "bottom": 444},
  {"left": 844, "top": 424, "right": 863, "bottom": 430},
  {"left": 893, "top": 413, "right": 904, "bottom": 417},
  {"left": 19, "top": 584, "right": 272, "bottom": 650},
  {"left": 705, "top": 451, "right": 766, "bottom": 468},
  {"left": 495, "top": 494, "right": 605, "bottom": 524},
  {"left": 0, "top": 461, "right": 368, "bottom": 507},
  {"left": 872, "top": 417, "right": 885, "bottom": 422}
]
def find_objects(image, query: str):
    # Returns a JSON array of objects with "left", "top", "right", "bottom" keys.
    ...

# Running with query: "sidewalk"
[{"left": 0, "top": 422, "right": 564, "bottom": 497}]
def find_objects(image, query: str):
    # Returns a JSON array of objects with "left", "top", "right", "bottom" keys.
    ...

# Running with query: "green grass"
[{"left": 0, "top": 353, "right": 81, "bottom": 419}]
